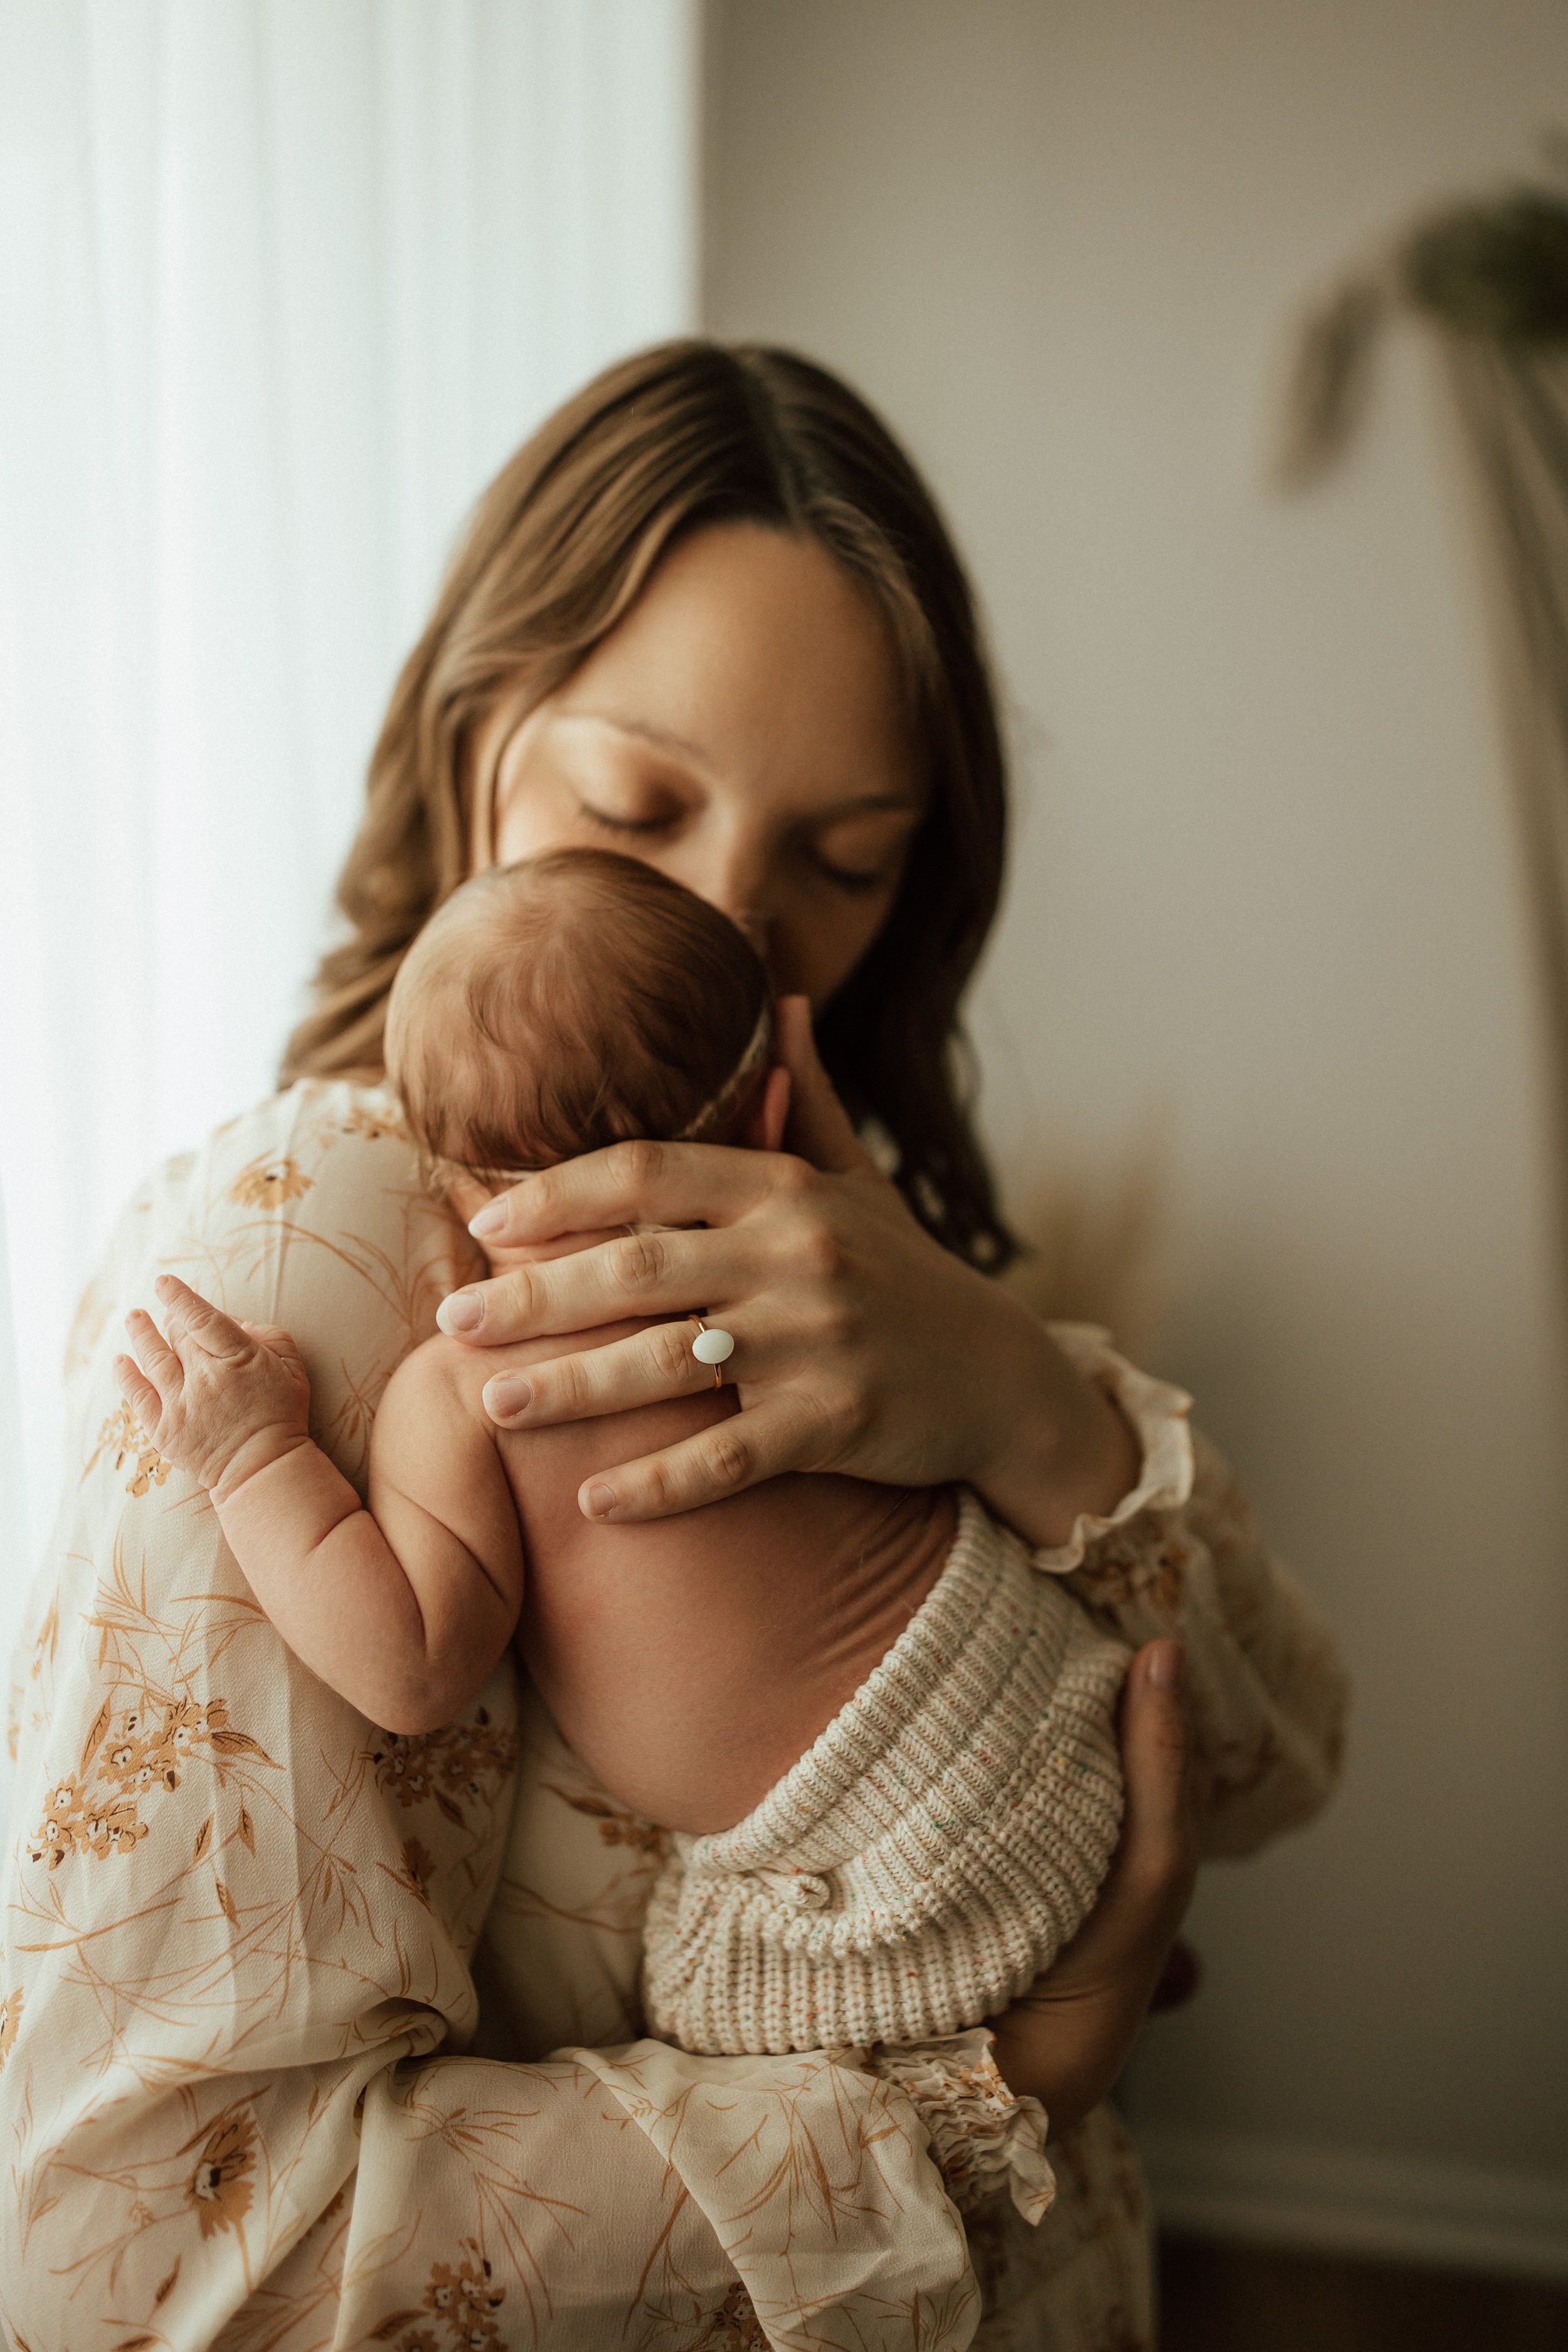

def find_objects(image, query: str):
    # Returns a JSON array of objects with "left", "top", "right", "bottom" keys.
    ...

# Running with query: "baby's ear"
[
  {"left": 739, "top": 1064, "right": 792, "bottom": 1152},
  {"left": 441, "top": 1169, "right": 495, "bottom": 1230}
]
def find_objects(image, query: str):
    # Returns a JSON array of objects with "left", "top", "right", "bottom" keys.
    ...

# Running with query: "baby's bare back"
[{"left": 442, "top": 1319, "right": 956, "bottom": 1834}]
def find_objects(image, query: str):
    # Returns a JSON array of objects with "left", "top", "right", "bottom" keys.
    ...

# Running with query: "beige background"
[{"left": 704, "top": 0, "right": 1568, "bottom": 2269}]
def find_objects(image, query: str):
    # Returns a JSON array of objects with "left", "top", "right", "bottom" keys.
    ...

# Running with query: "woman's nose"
[
  {"left": 678, "top": 836, "right": 778, "bottom": 955},
  {"left": 704, "top": 888, "right": 781, "bottom": 987},
  {"left": 730, "top": 908, "right": 773, "bottom": 958}
]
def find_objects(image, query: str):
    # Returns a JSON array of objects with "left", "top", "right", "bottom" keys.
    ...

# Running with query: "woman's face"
[{"left": 479, "top": 522, "right": 922, "bottom": 1009}]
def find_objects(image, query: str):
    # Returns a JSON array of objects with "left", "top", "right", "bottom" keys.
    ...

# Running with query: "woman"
[{"left": 1, "top": 344, "right": 1344, "bottom": 2350}]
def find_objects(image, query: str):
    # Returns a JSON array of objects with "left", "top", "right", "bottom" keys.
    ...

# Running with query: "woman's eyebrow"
[
  {"left": 817, "top": 791, "right": 924, "bottom": 815},
  {"left": 562, "top": 709, "right": 712, "bottom": 766}
]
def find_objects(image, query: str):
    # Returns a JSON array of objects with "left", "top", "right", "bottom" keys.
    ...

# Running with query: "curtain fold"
[{"left": 0, "top": 0, "right": 699, "bottom": 1638}]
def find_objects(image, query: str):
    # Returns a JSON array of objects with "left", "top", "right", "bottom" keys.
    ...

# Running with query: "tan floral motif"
[
  {"left": 28, "top": 1769, "right": 147, "bottom": 1865},
  {"left": 86, "top": 1401, "right": 172, "bottom": 1497},
  {"left": 549, "top": 1783, "right": 669, "bottom": 1860},
  {"left": 369, "top": 1709, "right": 518, "bottom": 1830},
  {"left": 341, "top": 1099, "right": 409, "bottom": 1144},
  {"left": 0, "top": 1991, "right": 21, "bottom": 2069},
  {"left": 373, "top": 2244, "right": 506, "bottom": 2349},
  {"left": 228, "top": 1153, "right": 315, "bottom": 1209},
  {"left": 700, "top": 2281, "right": 767, "bottom": 2348},
  {"left": 184, "top": 2104, "right": 258, "bottom": 2240},
  {"left": 30, "top": 1594, "right": 59, "bottom": 1684},
  {"left": 379, "top": 1836, "right": 438, "bottom": 1907},
  {"left": 27, "top": 1695, "right": 275, "bottom": 1867},
  {"left": 1066, "top": 1512, "right": 1190, "bottom": 1620}
]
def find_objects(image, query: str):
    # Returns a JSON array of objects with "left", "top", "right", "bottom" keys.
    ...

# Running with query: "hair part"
[{"left": 282, "top": 339, "right": 1016, "bottom": 1268}]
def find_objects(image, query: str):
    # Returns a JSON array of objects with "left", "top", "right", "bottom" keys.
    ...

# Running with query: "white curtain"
[{"left": 0, "top": 0, "right": 701, "bottom": 1647}]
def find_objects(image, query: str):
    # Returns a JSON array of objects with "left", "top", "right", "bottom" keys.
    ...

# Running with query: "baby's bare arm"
[{"left": 117, "top": 1278, "right": 522, "bottom": 1733}]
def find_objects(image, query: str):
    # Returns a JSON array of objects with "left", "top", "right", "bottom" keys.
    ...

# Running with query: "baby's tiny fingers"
[
  {"left": 114, "top": 1352, "right": 166, "bottom": 1434},
  {"left": 155, "top": 1274, "right": 251, "bottom": 1362},
  {"left": 124, "top": 1306, "right": 184, "bottom": 1402}
]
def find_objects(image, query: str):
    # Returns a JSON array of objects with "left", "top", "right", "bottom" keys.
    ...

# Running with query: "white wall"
[{"left": 705, "top": 0, "right": 1568, "bottom": 2268}]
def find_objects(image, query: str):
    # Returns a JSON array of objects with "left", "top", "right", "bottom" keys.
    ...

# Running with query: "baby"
[{"left": 118, "top": 848, "right": 1130, "bottom": 2055}]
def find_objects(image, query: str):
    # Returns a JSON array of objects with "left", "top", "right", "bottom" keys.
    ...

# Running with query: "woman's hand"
[
  {"left": 986, "top": 1639, "right": 1200, "bottom": 2130},
  {"left": 433, "top": 999, "right": 1139, "bottom": 1537}
]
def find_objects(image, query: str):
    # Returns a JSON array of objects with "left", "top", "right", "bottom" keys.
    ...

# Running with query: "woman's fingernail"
[
  {"left": 436, "top": 1291, "right": 484, "bottom": 1335},
  {"left": 584, "top": 1483, "right": 618, "bottom": 1520},
  {"left": 468, "top": 1200, "right": 507, "bottom": 1239},
  {"left": 484, "top": 1376, "right": 532, "bottom": 1421},
  {"left": 1148, "top": 1640, "right": 1187, "bottom": 1692}
]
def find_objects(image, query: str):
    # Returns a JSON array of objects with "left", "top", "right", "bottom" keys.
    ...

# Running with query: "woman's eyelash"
[
  {"left": 577, "top": 801, "right": 675, "bottom": 837},
  {"left": 578, "top": 799, "right": 886, "bottom": 891},
  {"left": 811, "top": 852, "right": 887, "bottom": 895}
]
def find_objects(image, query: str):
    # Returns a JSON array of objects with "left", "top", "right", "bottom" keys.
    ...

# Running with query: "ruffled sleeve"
[
  {"left": 1031, "top": 1323, "right": 1197, "bottom": 1576},
  {"left": 865, "top": 2028, "right": 1057, "bottom": 2225},
  {"left": 1039, "top": 1323, "right": 1348, "bottom": 1857}
]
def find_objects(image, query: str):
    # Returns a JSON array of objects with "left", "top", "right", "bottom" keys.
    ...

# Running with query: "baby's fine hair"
[{"left": 384, "top": 848, "right": 773, "bottom": 1176}]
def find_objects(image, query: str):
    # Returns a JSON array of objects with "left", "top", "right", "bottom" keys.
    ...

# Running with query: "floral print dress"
[{"left": 0, "top": 1083, "right": 1346, "bottom": 2351}]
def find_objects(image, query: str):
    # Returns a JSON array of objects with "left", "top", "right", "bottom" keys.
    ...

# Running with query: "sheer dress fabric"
[{"left": 0, "top": 1082, "right": 1346, "bottom": 2351}]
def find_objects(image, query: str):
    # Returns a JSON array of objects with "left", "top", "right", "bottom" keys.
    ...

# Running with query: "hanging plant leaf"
[
  {"left": 1403, "top": 190, "right": 1568, "bottom": 344},
  {"left": 1275, "top": 275, "right": 1388, "bottom": 487}
]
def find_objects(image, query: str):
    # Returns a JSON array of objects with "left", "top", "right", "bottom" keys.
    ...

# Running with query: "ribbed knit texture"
[{"left": 642, "top": 1490, "right": 1131, "bottom": 2055}]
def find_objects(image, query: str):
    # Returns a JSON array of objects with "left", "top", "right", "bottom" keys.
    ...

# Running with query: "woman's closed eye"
[
  {"left": 807, "top": 845, "right": 894, "bottom": 894},
  {"left": 807, "top": 808, "right": 921, "bottom": 894},
  {"left": 577, "top": 797, "right": 679, "bottom": 839}
]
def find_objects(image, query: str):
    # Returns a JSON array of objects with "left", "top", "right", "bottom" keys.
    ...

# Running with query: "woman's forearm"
[{"left": 967, "top": 1296, "right": 1142, "bottom": 1550}]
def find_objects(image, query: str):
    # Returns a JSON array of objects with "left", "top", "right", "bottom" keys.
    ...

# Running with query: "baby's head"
[{"left": 384, "top": 848, "right": 775, "bottom": 1184}]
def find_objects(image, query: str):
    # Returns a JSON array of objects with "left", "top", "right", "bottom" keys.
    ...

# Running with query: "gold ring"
[{"left": 691, "top": 1315, "right": 734, "bottom": 1390}]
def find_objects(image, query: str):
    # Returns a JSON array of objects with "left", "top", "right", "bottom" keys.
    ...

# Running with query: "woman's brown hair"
[{"left": 282, "top": 341, "right": 1016, "bottom": 1267}]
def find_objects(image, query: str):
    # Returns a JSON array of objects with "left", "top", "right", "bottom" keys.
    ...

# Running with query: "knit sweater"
[{"left": 642, "top": 1489, "right": 1131, "bottom": 2054}]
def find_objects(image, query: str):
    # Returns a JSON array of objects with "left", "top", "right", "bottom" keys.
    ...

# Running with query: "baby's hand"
[{"left": 114, "top": 1275, "right": 312, "bottom": 1502}]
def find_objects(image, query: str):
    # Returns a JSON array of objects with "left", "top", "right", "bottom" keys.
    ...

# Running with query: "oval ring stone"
[{"left": 692, "top": 1326, "right": 736, "bottom": 1365}]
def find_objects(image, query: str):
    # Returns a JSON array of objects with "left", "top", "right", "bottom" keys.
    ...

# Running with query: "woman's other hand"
[
  {"left": 985, "top": 1638, "right": 1200, "bottom": 2131},
  {"left": 432, "top": 999, "right": 1139, "bottom": 1538}
]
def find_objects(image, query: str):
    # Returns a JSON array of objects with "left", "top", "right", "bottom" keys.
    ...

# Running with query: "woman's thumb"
[
  {"left": 1118, "top": 1640, "right": 1200, "bottom": 1920},
  {"left": 773, "top": 997, "right": 876, "bottom": 1175}
]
